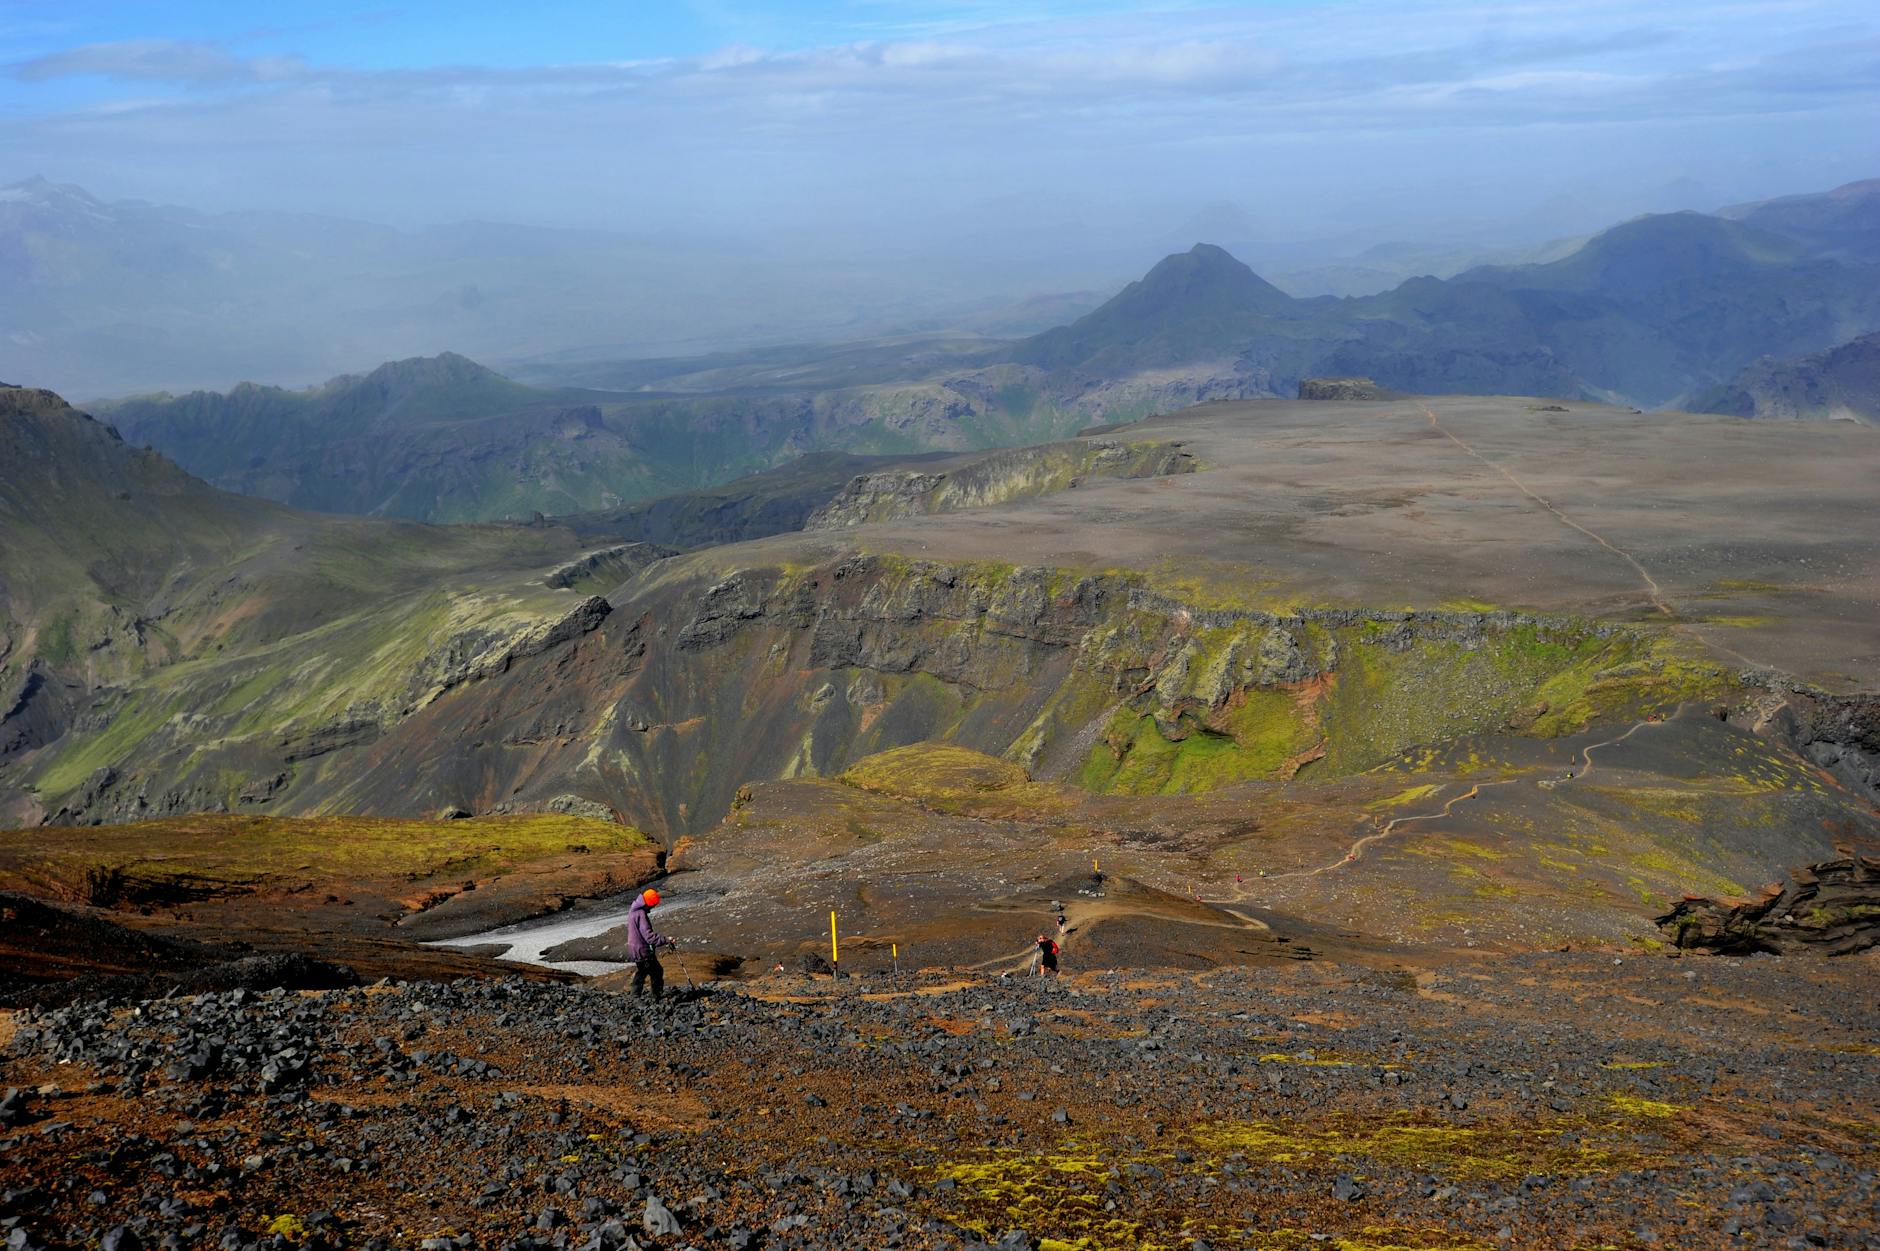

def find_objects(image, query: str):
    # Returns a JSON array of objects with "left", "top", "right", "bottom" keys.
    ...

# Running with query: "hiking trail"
[
  {"left": 966, "top": 702, "right": 1685, "bottom": 970},
  {"left": 1419, "top": 404, "right": 1764, "bottom": 670},
  {"left": 1214, "top": 706, "right": 1684, "bottom": 904}
]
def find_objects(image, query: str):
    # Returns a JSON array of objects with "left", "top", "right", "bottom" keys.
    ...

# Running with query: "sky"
[{"left": 2, "top": 0, "right": 1877, "bottom": 271}]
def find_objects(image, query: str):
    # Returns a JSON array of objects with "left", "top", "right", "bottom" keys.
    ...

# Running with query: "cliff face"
[
  {"left": 804, "top": 439, "right": 1197, "bottom": 529},
  {"left": 26, "top": 538, "right": 1880, "bottom": 851},
  {"left": 0, "top": 383, "right": 604, "bottom": 827},
  {"left": 1298, "top": 377, "right": 1394, "bottom": 401},
  {"left": 145, "top": 552, "right": 1731, "bottom": 842},
  {"left": 32, "top": 592, "right": 618, "bottom": 826}
]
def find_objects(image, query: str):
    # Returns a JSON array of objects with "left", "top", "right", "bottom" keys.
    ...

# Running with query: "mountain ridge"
[
  {"left": 0, "top": 383, "right": 601, "bottom": 826},
  {"left": 1719, "top": 177, "right": 1880, "bottom": 262},
  {"left": 1690, "top": 330, "right": 1880, "bottom": 422}
]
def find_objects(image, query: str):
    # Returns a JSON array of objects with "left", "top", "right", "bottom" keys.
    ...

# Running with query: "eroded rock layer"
[{"left": 1658, "top": 853, "right": 1880, "bottom": 955}]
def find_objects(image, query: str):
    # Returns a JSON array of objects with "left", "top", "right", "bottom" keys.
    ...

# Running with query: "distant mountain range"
[
  {"left": 97, "top": 349, "right": 1147, "bottom": 523},
  {"left": 1720, "top": 180, "right": 1880, "bottom": 263},
  {"left": 101, "top": 354, "right": 651, "bottom": 522},
  {"left": 1014, "top": 194, "right": 1880, "bottom": 407},
  {"left": 35, "top": 176, "right": 1880, "bottom": 523}
]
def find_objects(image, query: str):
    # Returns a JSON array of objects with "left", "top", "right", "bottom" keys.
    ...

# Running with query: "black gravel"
[{"left": 2, "top": 953, "right": 1877, "bottom": 1249}]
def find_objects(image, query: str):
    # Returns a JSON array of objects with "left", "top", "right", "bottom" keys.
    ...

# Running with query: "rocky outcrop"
[
  {"left": 543, "top": 543, "right": 671, "bottom": 590},
  {"left": 1657, "top": 853, "right": 1880, "bottom": 955},
  {"left": 1749, "top": 681, "right": 1880, "bottom": 805},
  {"left": 401, "top": 595, "right": 612, "bottom": 710},
  {"left": 804, "top": 439, "right": 1197, "bottom": 529},
  {"left": 677, "top": 576, "right": 770, "bottom": 652},
  {"left": 1298, "top": 377, "right": 1395, "bottom": 401},
  {"left": 0, "top": 662, "right": 78, "bottom": 761},
  {"left": 279, "top": 718, "right": 382, "bottom": 762},
  {"left": 804, "top": 471, "right": 947, "bottom": 528},
  {"left": 1689, "top": 330, "right": 1880, "bottom": 422}
]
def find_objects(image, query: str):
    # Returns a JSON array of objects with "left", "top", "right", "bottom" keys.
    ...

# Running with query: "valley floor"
[{"left": 4, "top": 952, "right": 1877, "bottom": 1250}]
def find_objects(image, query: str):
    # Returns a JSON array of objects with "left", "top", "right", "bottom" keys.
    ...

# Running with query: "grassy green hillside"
[{"left": 0, "top": 384, "right": 608, "bottom": 826}]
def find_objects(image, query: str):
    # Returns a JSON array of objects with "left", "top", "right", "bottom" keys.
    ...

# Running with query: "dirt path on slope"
[
  {"left": 959, "top": 700, "right": 1688, "bottom": 972},
  {"left": 1419, "top": 405, "right": 1764, "bottom": 671},
  {"left": 1212, "top": 707, "right": 1686, "bottom": 905}
]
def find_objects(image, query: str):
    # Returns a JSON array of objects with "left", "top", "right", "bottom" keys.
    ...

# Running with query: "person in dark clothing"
[
  {"left": 627, "top": 888, "right": 677, "bottom": 997},
  {"left": 1036, "top": 933, "right": 1059, "bottom": 977}
]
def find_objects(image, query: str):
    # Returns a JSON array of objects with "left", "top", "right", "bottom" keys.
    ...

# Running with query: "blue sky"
[
  {"left": 0, "top": 2, "right": 1183, "bottom": 87},
  {"left": 2, "top": 1, "right": 1876, "bottom": 258}
]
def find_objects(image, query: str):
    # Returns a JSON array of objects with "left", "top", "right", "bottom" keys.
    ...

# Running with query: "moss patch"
[
  {"left": 1077, "top": 686, "right": 1320, "bottom": 796},
  {"left": 930, "top": 1150, "right": 1146, "bottom": 1249},
  {"left": 839, "top": 744, "right": 1073, "bottom": 820},
  {"left": 1603, "top": 1094, "right": 1689, "bottom": 1119},
  {"left": 1247, "top": 1232, "right": 1494, "bottom": 1251},
  {"left": 0, "top": 812, "right": 648, "bottom": 901},
  {"left": 1188, "top": 1112, "right": 1674, "bottom": 1180}
]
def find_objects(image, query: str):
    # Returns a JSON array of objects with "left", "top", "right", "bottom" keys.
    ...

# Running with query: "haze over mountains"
[
  {"left": 0, "top": 175, "right": 1077, "bottom": 399},
  {"left": 9, "top": 173, "right": 1878, "bottom": 409},
  {"left": 71, "top": 178, "right": 1880, "bottom": 523}
]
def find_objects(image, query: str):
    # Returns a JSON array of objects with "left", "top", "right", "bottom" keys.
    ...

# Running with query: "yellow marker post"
[
  {"left": 830, "top": 910, "right": 839, "bottom": 977},
  {"left": 892, "top": 942, "right": 899, "bottom": 978}
]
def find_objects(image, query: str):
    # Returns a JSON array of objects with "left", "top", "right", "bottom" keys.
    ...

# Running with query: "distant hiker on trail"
[
  {"left": 1056, "top": 910, "right": 1069, "bottom": 940},
  {"left": 1036, "top": 934, "right": 1060, "bottom": 977},
  {"left": 627, "top": 888, "right": 677, "bottom": 998}
]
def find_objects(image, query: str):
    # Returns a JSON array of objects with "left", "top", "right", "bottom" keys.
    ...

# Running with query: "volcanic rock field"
[{"left": 4, "top": 954, "right": 1877, "bottom": 1250}]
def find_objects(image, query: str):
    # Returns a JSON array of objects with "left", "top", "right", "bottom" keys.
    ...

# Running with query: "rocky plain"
[{"left": 3, "top": 948, "right": 1877, "bottom": 1250}]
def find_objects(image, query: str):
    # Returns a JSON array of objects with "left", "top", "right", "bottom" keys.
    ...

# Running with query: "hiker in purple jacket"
[{"left": 627, "top": 888, "right": 677, "bottom": 998}]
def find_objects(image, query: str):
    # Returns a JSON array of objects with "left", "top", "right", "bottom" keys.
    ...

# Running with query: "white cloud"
[
  {"left": 12, "top": 38, "right": 306, "bottom": 86},
  {"left": 0, "top": 1, "right": 1873, "bottom": 251}
]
